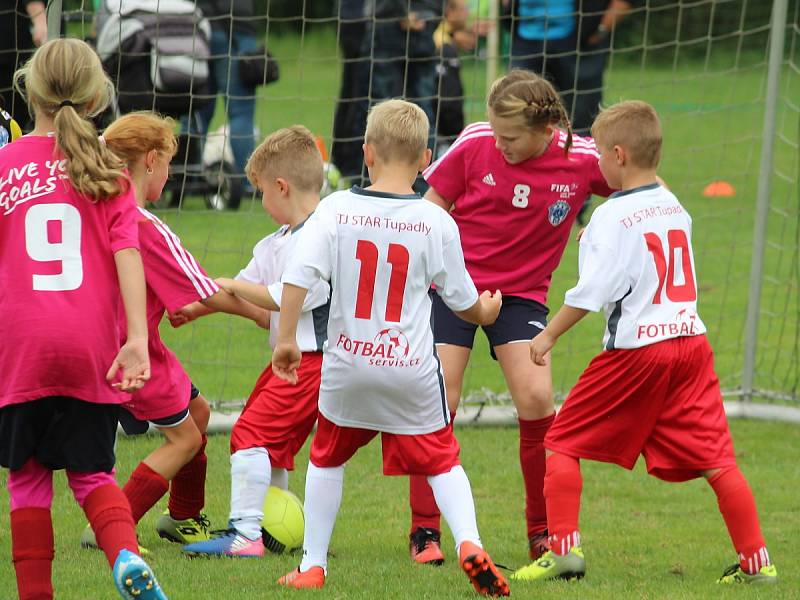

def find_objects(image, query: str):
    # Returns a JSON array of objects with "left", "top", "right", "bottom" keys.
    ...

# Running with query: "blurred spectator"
[
  {"left": 0, "top": 0, "right": 47, "bottom": 128},
  {"left": 506, "top": 0, "right": 636, "bottom": 135},
  {"left": 366, "top": 1, "right": 443, "bottom": 132},
  {"left": 0, "top": 98, "right": 22, "bottom": 148},
  {"left": 194, "top": 0, "right": 259, "bottom": 190},
  {"left": 331, "top": 0, "right": 370, "bottom": 182}
]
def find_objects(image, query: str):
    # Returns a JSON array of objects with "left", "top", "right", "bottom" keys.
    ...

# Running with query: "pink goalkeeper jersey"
[
  {"left": 0, "top": 136, "right": 140, "bottom": 408},
  {"left": 424, "top": 123, "right": 615, "bottom": 305},
  {"left": 121, "top": 207, "right": 219, "bottom": 420}
]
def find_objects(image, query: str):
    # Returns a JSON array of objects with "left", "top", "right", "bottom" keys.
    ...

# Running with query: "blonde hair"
[
  {"left": 365, "top": 99, "right": 429, "bottom": 165},
  {"left": 103, "top": 112, "right": 178, "bottom": 170},
  {"left": 487, "top": 69, "right": 572, "bottom": 153},
  {"left": 246, "top": 125, "right": 324, "bottom": 193},
  {"left": 13, "top": 38, "right": 127, "bottom": 201},
  {"left": 591, "top": 101, "right": 662, "bottom": 169}
]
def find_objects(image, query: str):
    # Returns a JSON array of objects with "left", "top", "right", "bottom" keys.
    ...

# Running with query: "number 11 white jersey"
[
  {"left": 282, "top": 187, "right": 479, "bottom": 434},
  {"left": 564, "top": 183, "right": 707, "bottom": 350}
]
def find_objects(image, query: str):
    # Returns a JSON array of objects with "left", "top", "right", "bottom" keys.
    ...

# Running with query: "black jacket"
[{"left": 196, "top": 0, "right": 256, "bottom": 33}]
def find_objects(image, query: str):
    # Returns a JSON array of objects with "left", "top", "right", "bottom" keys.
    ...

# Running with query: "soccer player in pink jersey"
[
  {"left": 272, "top": 100, "right": 509, "bottom": 597},
  {"left": 182, "top": 125, "right": 331, "bottom": 558},
  {"left": 511, "top": 101, "right": 777, "bottom": 585},
  {"left": 0, "top": 40, "right": 166, "bottom": 599},
  {"left": 77, "top": 112, "right": 267, "bottom": 549},
  {"left": 409, "top": 68, "right": 616, "bottom": 565}
]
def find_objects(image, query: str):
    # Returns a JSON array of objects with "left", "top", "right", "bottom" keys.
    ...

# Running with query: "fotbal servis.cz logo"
[{"left": 334, "top": 328, "right": 421, "bottom": 367}]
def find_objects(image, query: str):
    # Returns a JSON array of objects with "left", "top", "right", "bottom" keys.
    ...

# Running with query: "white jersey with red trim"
[
  {"left": 236, "top": 223, "right": 330, "bottom": 352},
  {"left": 282, "top": 187, "right": 479, "bottom": 434},
  {"left": 564, "top": 183, "right": 707, "bottom": 350}
]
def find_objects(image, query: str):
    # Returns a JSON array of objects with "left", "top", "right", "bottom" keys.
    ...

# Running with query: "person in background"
[
  {"left": 194, "top": 0, "right": 259, "bottom": 192},
  {"left": 331, "top": 0, "right": 370, "bottom": 183},
  {"left": 0, "top": 98, "right": 22, "bottom": 148},
  {"left": 0, "top": 0, "right": 47, "bottom": 128}
]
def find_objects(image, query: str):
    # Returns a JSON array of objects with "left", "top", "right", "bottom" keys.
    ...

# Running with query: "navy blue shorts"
[
  {"left": 431, "top": 293, "right": 549, "bottom": 360},
  {"left": 118, "top": 383, "right": 201, "bottom": 435}
]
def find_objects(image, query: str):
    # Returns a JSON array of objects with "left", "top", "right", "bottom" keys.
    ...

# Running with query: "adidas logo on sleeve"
[{"left": 482, "top": 173, "right": 496, "bottom": 186}]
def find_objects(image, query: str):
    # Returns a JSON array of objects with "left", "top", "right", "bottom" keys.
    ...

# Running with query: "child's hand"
[
  {"left": 479, "top": 289, "right": 502, "bottom": 325},
  {"left": 107, "top": 337, "right": 150, "bottom": 391},
  {"left": 215, "top": 277, "right": 237, "bottom": 294},
  {"left": 529, "top": 330, "right": 556, "bottom": 366},
  {"left": 168, "top": 311, "right": 190, "bottom": 328},
  {"left": 272, "top": 342, "right": 302, "bottom": 384}
]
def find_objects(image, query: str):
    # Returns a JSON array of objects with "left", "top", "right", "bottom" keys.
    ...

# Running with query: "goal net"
[{"left": 8, "top": 0, "right": 798, "bottom": 415}]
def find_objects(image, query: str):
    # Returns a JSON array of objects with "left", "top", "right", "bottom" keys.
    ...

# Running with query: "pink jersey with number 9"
[
  {"left": 0, "top": 136, "right": 140, "bottom": 408},
  {"left": 424, "top": 123, "right": 615, "bottom": 305}
]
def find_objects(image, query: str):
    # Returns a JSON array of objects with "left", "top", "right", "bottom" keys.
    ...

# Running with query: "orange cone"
[{"left": 703, "top": 180, "right": 736, "bottom": 197}]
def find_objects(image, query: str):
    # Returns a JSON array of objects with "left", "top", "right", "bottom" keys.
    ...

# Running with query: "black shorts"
[
  {"left": 431, "top": 293, "right": 549, "bottom": 360},
  {"left": 0, "top": 397, "right": 119, "bottom": 472},
  {"left": 118, "top": 383, "right": 200, "bottom": 436}
]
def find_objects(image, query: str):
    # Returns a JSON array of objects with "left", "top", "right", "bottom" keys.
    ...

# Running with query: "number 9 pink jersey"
[
  {"left": 281, "top": 187, "right": 479, "bottom": 435},
  {"left": 0, "top": 136, "right": 140, "bottom": 408},
  {"left": 563, "top": 183, "right": 707, "bottom": 350}
]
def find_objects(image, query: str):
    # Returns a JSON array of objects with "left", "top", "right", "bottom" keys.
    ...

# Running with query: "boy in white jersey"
[
  {"left": 512, "top": 101, "right": 777, "bottom": 585},
  {"left": 180, "top": 126, "right": 331, "bottom": 558},
  {"left": 272, "top": 100, "right": 509, "bottom": 597}
]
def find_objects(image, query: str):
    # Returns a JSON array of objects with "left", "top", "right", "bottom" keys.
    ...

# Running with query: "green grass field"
[
  {"left": 0, "top": 421, "right": 797, "bottom": 599},
  {"left": 143, "top": 31, "right": 798, "bottom": 407}
]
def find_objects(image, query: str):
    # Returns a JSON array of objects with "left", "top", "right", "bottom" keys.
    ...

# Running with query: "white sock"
[
  {"left": 229, "top": 447, "right": 271, "bottom": 540},
  {"left": 271, "top": 467, "right": 289, "bottom": 490},
  {"left": 299, "top": 462, "right": 344, "bottom": 573},
  {"left": 428, "top": 465, "right": 481, "bottom": 553}
]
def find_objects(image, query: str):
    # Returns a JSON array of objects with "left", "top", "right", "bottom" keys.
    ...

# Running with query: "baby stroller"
[{"left": 96, "top": 0, "right": 243, "bottom": 209}]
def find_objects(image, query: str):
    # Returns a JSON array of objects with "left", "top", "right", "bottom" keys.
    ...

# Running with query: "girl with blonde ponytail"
[
  {"left": 0, "top": 39, "right": 167, "bottom": 599},
  {"left": 403, "top": 69, "right": 617, "bottom": 567},
  {"left": 87, "top": 111, "right": 267, "bottom": 550}
]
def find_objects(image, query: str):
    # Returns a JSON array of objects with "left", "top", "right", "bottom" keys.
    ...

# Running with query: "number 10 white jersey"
[
  {"left": 564, "top": 183, "right": 707, "bottom": 350},
  {"left": 282, "top": 187, "right": 479, "bottom": 434}
]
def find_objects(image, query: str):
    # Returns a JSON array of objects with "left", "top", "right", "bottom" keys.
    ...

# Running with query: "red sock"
[
  {"left": 11, "top": 507, "right": 54, "bottom": 600},
  {"left": 122, "top": 462, "right": 169, "bottom": 524},
  {"left": 519, "top": 414, "right": 554, "bottom": 538},
  {"left": 408, "top": 411, "right": 456, "bottom": 533},
  {"left": 708, "top": 466, "right": 769, "bottom": 574},
  {"left": 544, "top": 452, "right": 582, "bottom": 555},
  {"left": 169, "top": 435, "right": 208, "bottom": 520},
  {"left": 82, "top": 484, "right": 138, "bottom": 568}
]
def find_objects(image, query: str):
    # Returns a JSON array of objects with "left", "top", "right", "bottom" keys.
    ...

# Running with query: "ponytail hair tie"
[{"left": 58, "top": 100, "right": 75, "bottom": 109}]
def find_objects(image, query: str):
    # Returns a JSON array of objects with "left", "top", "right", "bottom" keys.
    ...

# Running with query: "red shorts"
[
  {"left": 310, "top": 413, "right": 461, "bottom": 476},
  {"left": 229, "top": 352, "right": 322, "bottom": 470},
  {"left": 546, "top": 335, "right": 736, "bottom": 482}
]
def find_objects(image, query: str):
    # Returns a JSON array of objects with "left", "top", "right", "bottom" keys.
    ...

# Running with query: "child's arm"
[
  {"left": 425, "top": 186, "right": 455, "bottom": 211},
  {"left": 529, "top": 305, "right": 589, "bottom": 366},
  {"left": 109, "top": 248, "right": 150, "bottom": 391},
  {"left": 454, "top": 289, "right": 502, "bottom": 326},
  {"left": 216, "top": 277, "right": 280, "bottom": 311},
  {"left": 271, "top": 283, "right": 308, "bottom": 384},
  {"left": 199, "top": 288, "right": 270, "bottom": 327}
]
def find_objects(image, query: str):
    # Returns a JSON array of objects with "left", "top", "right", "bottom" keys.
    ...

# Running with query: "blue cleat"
[
  {"left": 113, "top": 549, "right": 167, "bottom": 599},
  {"left": 182, "top": 526, "right": 265, "bottom": 558}
]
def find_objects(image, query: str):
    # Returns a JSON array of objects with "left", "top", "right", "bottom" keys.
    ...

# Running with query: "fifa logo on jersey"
[
  {"left": 547, "top": 200, "right": 571, "bottom": 226},
  {"left": 335, "top": 329, "right": 420, "bottom": 368}
]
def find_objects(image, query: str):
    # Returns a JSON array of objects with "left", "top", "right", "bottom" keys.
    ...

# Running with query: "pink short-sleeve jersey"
[
  {"left": 121, "top": 208, "right": 219, "bottom": 421},
  {"left": 0, "top": 136, "right": 140, "bottom": 408},
  {"left": 423, "top": 123, "right": 615, "bottom": 305}
]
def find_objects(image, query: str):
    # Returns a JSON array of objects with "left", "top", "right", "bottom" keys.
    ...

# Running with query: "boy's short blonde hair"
[
  {"left": 246, "top": 125, "right": 324, "bottom": 193},
  {"left": 364, "top": 99, "right": 429, "bottom": 165},
  {"left": 591, "top": 100, "right": 662, "bottom": 169}
]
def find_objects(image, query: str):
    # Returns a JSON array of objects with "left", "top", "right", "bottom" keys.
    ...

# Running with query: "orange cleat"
[
  {"left": 278, "top": 566, "right": 326, "bottom": 589},
  {"left": 409, "top": 527, "right": 445, "bottom": 566},
  {"left": 459, "top": 541, "right": 510, "bottom": 597},
  {"left": 528, "top": 529, "right": 550, "bottom": 561}
]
